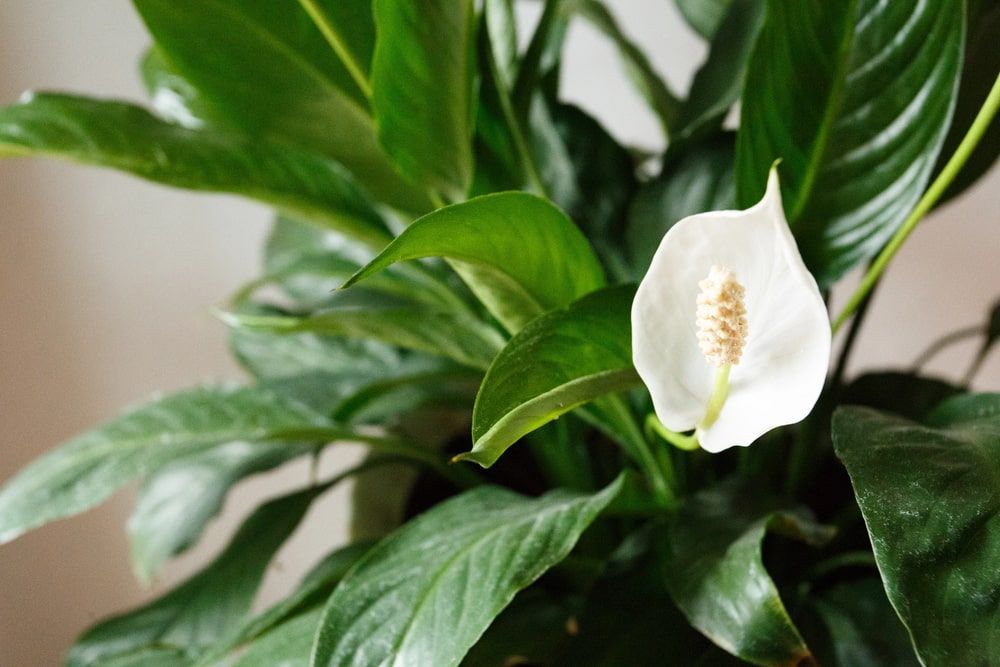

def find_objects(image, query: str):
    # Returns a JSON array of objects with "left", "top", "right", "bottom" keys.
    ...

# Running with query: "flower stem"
[
  {"left": 832, "top": 72, "right": 1000, "bottom": 334},
  {"left": 645, "top": 414, "right": 699, "bottom": 451},
  {"left": 700, "top": 364, "right": 731, "bottom": 429}
]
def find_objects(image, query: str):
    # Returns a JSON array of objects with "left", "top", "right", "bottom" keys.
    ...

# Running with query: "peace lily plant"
[{"left": 0, "top": 1, "right": 997, "bottom": 666}]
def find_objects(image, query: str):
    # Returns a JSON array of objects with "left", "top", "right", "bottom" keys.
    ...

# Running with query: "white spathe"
[{"left": 631, "top": 169, "right": 831, "bottom": 453}]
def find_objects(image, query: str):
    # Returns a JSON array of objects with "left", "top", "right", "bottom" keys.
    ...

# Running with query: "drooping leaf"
[
  {"left": 371, "top": 0, "right": 476, "bottom": 200},
  {"left": 660, "top": 480, "right": 833, "bottom": 665},
  {"left": 675, "top": 0, "right": 734, "bottom": 40},
  {"left": 127, "top": 440, "right": 313, "bottom": 584},
  {"left": 832, "top": 394, "right": 1000, "bottom": 665},
  {"left": 140, "top": 48, "right": 226, "bottom": 129},
  {"left": 311, "top": 477, "right": 624, "bottom": 667},
  {"left": 132, "top": 0, "right": 429, "bottom": 212},
  {"left": 344, "top": 192, "right": 606, "bottom": 332},
  {"left": 0, "top": 384, "right": 360, "bottom": 544},
  {"left": 736, "top": 0, "right": 965, "bottom": 285},
  {"left": 626, "top": 133, "right": 735, "bottom": 275},
  {"left": 672, "top": 0, "right": 765, "bottom": 146},
  {"left": 463, "top": 285, "right": 639, "bottom": 467},
  {"left": 68, "top": 487, "right": 319, "bottom": 666},
  {"left": 0, "top": 93, "right": 394, "bottom": 248},
  {"left": 230, "top": 608, "right": 321, "bottom": 667}
]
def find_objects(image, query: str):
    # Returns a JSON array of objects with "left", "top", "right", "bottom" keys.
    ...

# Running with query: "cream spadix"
[{"left": 631, "top": 169, "right": 830, "bottom": 453}]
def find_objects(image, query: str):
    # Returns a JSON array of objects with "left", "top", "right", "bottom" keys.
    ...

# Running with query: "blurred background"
[{"left": 0, "top": 1, "right": 996, "bottom": 664}]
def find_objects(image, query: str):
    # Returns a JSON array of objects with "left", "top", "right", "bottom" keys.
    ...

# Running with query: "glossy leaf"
[
  {"left": 68, "top": 487, "right": 318, "bottom": 666},
  {"left": 140, "top": 48, "right": 225, "bottom": 129},
  {"left": 219, "top": 302, "right": 502, "bottom": 371},
  {"left": 660, "top": 480, "right": 832, "bottom": 665},
  {"left": 231, "top": 608, "right": 321, "bottom": 667},
  {"left": 344, "top": 192, "right": 606, "bottom": 332},
  {"left": 833, "top": 394, "right": 1000, "bottom": 665},
  {"left": 464, "top": 285, "right": 639, "bottom": 467},
  {"left": 626, "top": 133, "right": 735, "bottom": 275},
  {"left": 132, "top": 0, "right": 429, "bottom": 212},
  {"left": 0, "top": 384, "right": 360, "bottom": 544},
  {"left": 736, "top": 0, "right": 965, "bottom": 285},
  {"left": 128, "top": 440, "right": 312, "bottom": 584},
  {"left": 371, "top": 0, "right": 476, "bottom": 200},
  {"left": 0, "top": 93, "right": 394, "bottom": 248},
  {"left": 311, "top": 477, "right": 624, "bottom": 667},
  {"left": 675, "top": 0, "right": 734, "bottom": 39}
]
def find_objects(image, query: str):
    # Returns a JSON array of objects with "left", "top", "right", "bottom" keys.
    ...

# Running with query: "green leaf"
[
  {"left": 68, "top": 486, "right": 318, "bottom": 666},
  {"left": 128, "top": 440, "right": 312, "bottom": 584},
  {"left": 0, "top": 384, "right": 361, "bottom": 544},
  {"left": 463, "top": 285, "right": 639, "bottom": 468},
  {"left": 673, "top": 0, "right": 765, "bottom": 146},
  {"left": 675, "top": 0, "right": 734, "bottom": 40},
  {"left": 832, "top": 394, "right": 1000, "bottom": 665},
  {"left": 0, "top": 93, "right": 394, "bottom": 248},
  {"left": 344, "top": 192, "right": 606, "bottom": 332},
  {"left": 371, "top": 0, "right": 476, "bottom": 200},
  {"left": 626, "top": 133, "right": 735, "bottom": 275},
  {"left": 839, "top": 371, "right": 960, "bottom": 422},
  {"left": 132, "top": 0, "right": 429, "bottom": 212},
  {"left": 566, "top": 0, "right": 681, "bottom": 136},
  {"left": 194, "top": 542, "right": 372, "bottom": 666},
  {"left": 462, "top": 589, "right": 574, "bottom": 667},
  {"left": 231, "top": 608, "right": 321, "bottom": 667},
  {"left": 219, "top": 301, "right": 503, "bottom": 371},
  {"left": 660, "top": 480, "right": 832, "bottom": 665},
  {"left": 736, "top": 0, "right": 965, "bottom": 285},
  {"left": 311, "top": 477, "right": 624, "bottom": 667},
  {"left": 140, "top": 48, "right": 227, "bottom": 129},
  {"left": 935, "top": 0, "right": 1000, "bottom": 202}
]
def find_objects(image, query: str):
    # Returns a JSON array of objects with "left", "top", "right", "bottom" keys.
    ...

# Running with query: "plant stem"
[
  {"left": 699, "top": 364, "right": 731, "bottom": 429},
  {"left": 830, "top": 277, "right": 877, "bottom": 393},
  {"left": 831, "top": 72, "right": 1000, "bottom": 334},
  {"left": 910, "top": 325, "right": 981, "bottom": 370},
  {"left": 297, "top": 0, "right": 373, "bottom": 100},
  {"left": 605, "top": 396, "right": 677, "bottom": 507},
  {"left": 646, "top": 414, "right": 699, "bottom": 451}
]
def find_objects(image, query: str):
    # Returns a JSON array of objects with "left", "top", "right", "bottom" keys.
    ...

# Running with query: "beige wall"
[{"left": 0, "top": 1, "right": 996, "bottom": 664}]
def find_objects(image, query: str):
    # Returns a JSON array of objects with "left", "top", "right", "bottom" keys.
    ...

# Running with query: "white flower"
[{"left": 631, "top": 168, "right": 831, "bottom": 453}]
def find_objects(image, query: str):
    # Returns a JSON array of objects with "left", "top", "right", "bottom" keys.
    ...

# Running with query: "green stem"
[
  {"left": 645, "top": 414, "right": 699, "bottom": 451},
  {"left": 605, "top": 396, "right": 676, "bottom": 507},
  {"left": 297, "top": 0, "right": 373, "bottom": 100},
  {"left": 832, "top": 72, "right": 1000, "bottom": 334},
  {"left": 699, "top": 364, "right": 731, "bottom": 429}
]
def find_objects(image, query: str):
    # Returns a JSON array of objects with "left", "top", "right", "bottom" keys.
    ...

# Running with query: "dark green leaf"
[
  {"left": 462, "top": 588, "right": 574, "bottom": 667},
  {"left": 127, "top": 440, "right": 312, "bottom": 584},
  {"left": 463, "top": 285, "right": 639, "bottom": 467},
  {"left": 660, "top": 480, "right": 832, "bottom": 665},
  {"left": 839, "top": 371, "right": 960, "bottom": 421},
  {"left": 311, "top": 477, "right": 624, "bottom": 667},
  {"left": 0, "top": 384, "right": 354, "bottom": 544},
  {"left": 68, "top": 487, "right": 318, "bottom": 666},
  {"left": 626, "top": 133, "right": 735, "bottom": 275},
  {"left": 736, "top": 0, "right": 965, "bottom": 285},
  {"left": 344, "top": 192, "right": 606, "bottom": 332},
  {"left": 675, "top": 0, "right": 734, "bottom": 39},
  {"left": 0, "top": 94, "right": 393, "bottom": 248},
  {"left": 935, "top": 0, "right": 1000, "bottom": 202},
  {"left": 833, "top": 394, "right": 1000, "bottom": 665},
  {"left": 132, "top": 0, "right": 429, "bottom": 212},
  {"left": 673, "top": 0, "right": 765, "bottom": 146},
  {"left": 231, "top": 608, "right": 321, "bottom": 667},
  {"left": 371, "top": 0, "right": 476, "bottom": 200}
]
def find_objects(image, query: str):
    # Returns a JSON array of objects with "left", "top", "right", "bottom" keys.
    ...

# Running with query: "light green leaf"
[
  {"left": 736, "top": 0, "right": 965, "bottom": 285},
  {"left": 132, "top": 0, "right": 429, "bottom": 212},
  {"left": 232, "top": 608, "right": 321, "bottom": 667},
  {"left": 660, "top": 480, "right": 832, "bottom": 665},
  {"left": 675, "top": 0, "right": 734, "bottom": 40},
  {"left": 140, "top": 48, "right": 226, "bottom": 129},
  {"left": 68, "top": 487, "right": 318, "bottom": 666},
  {"left": 371, "top": 0, "right": 476, "bottom": 200},
  {"left": 344, "top": 192, "right": 606, "bottom": 332},
  {"left": 311, "top": 477, "right": 623, "bottom": 667},
  {"left": 0, "top": 93, "right": 394, "bottom": 248},
  {"left": 128, "top": 440, "right": 312, "bottom": 584},
  {"left": 0, "top": 384, "right": 360, "bottom": 544},
  {"left": 626, "top": 133, "right": 735, "bottom": 275},
  {"left": 463, "top": 285, "right": 639, "bottom": 467},
  {"left": 833, "top": 394, "right": 1000, "bottom": 665}
]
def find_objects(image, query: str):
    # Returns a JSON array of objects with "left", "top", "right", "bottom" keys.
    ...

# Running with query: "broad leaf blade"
[
  {"left": 0, "top": 384, "right": 351, "bottom": 543},
  {"left": 0, "top": 94, "right": 393, "bottom": 248},
  {"left": 344, "top": 192, "right": 606, "bottom": 332},
  {"left": 832, "top": 394, "right": 1000, "bottom": 665},
  {"left": 311, "top": 477, "right": 624, "bottom": 667},
  {"left": 68, "top": 487, "right": 318, "bottom": 666},
  {"left": 464, "top": 285, "right": 639, "bottom": 467},
  {"left": 736, "top": 0, "right": 965, "bottom": 285},
  {"left": 371, "top": 0, "right": 476, "bottom": 200}
]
